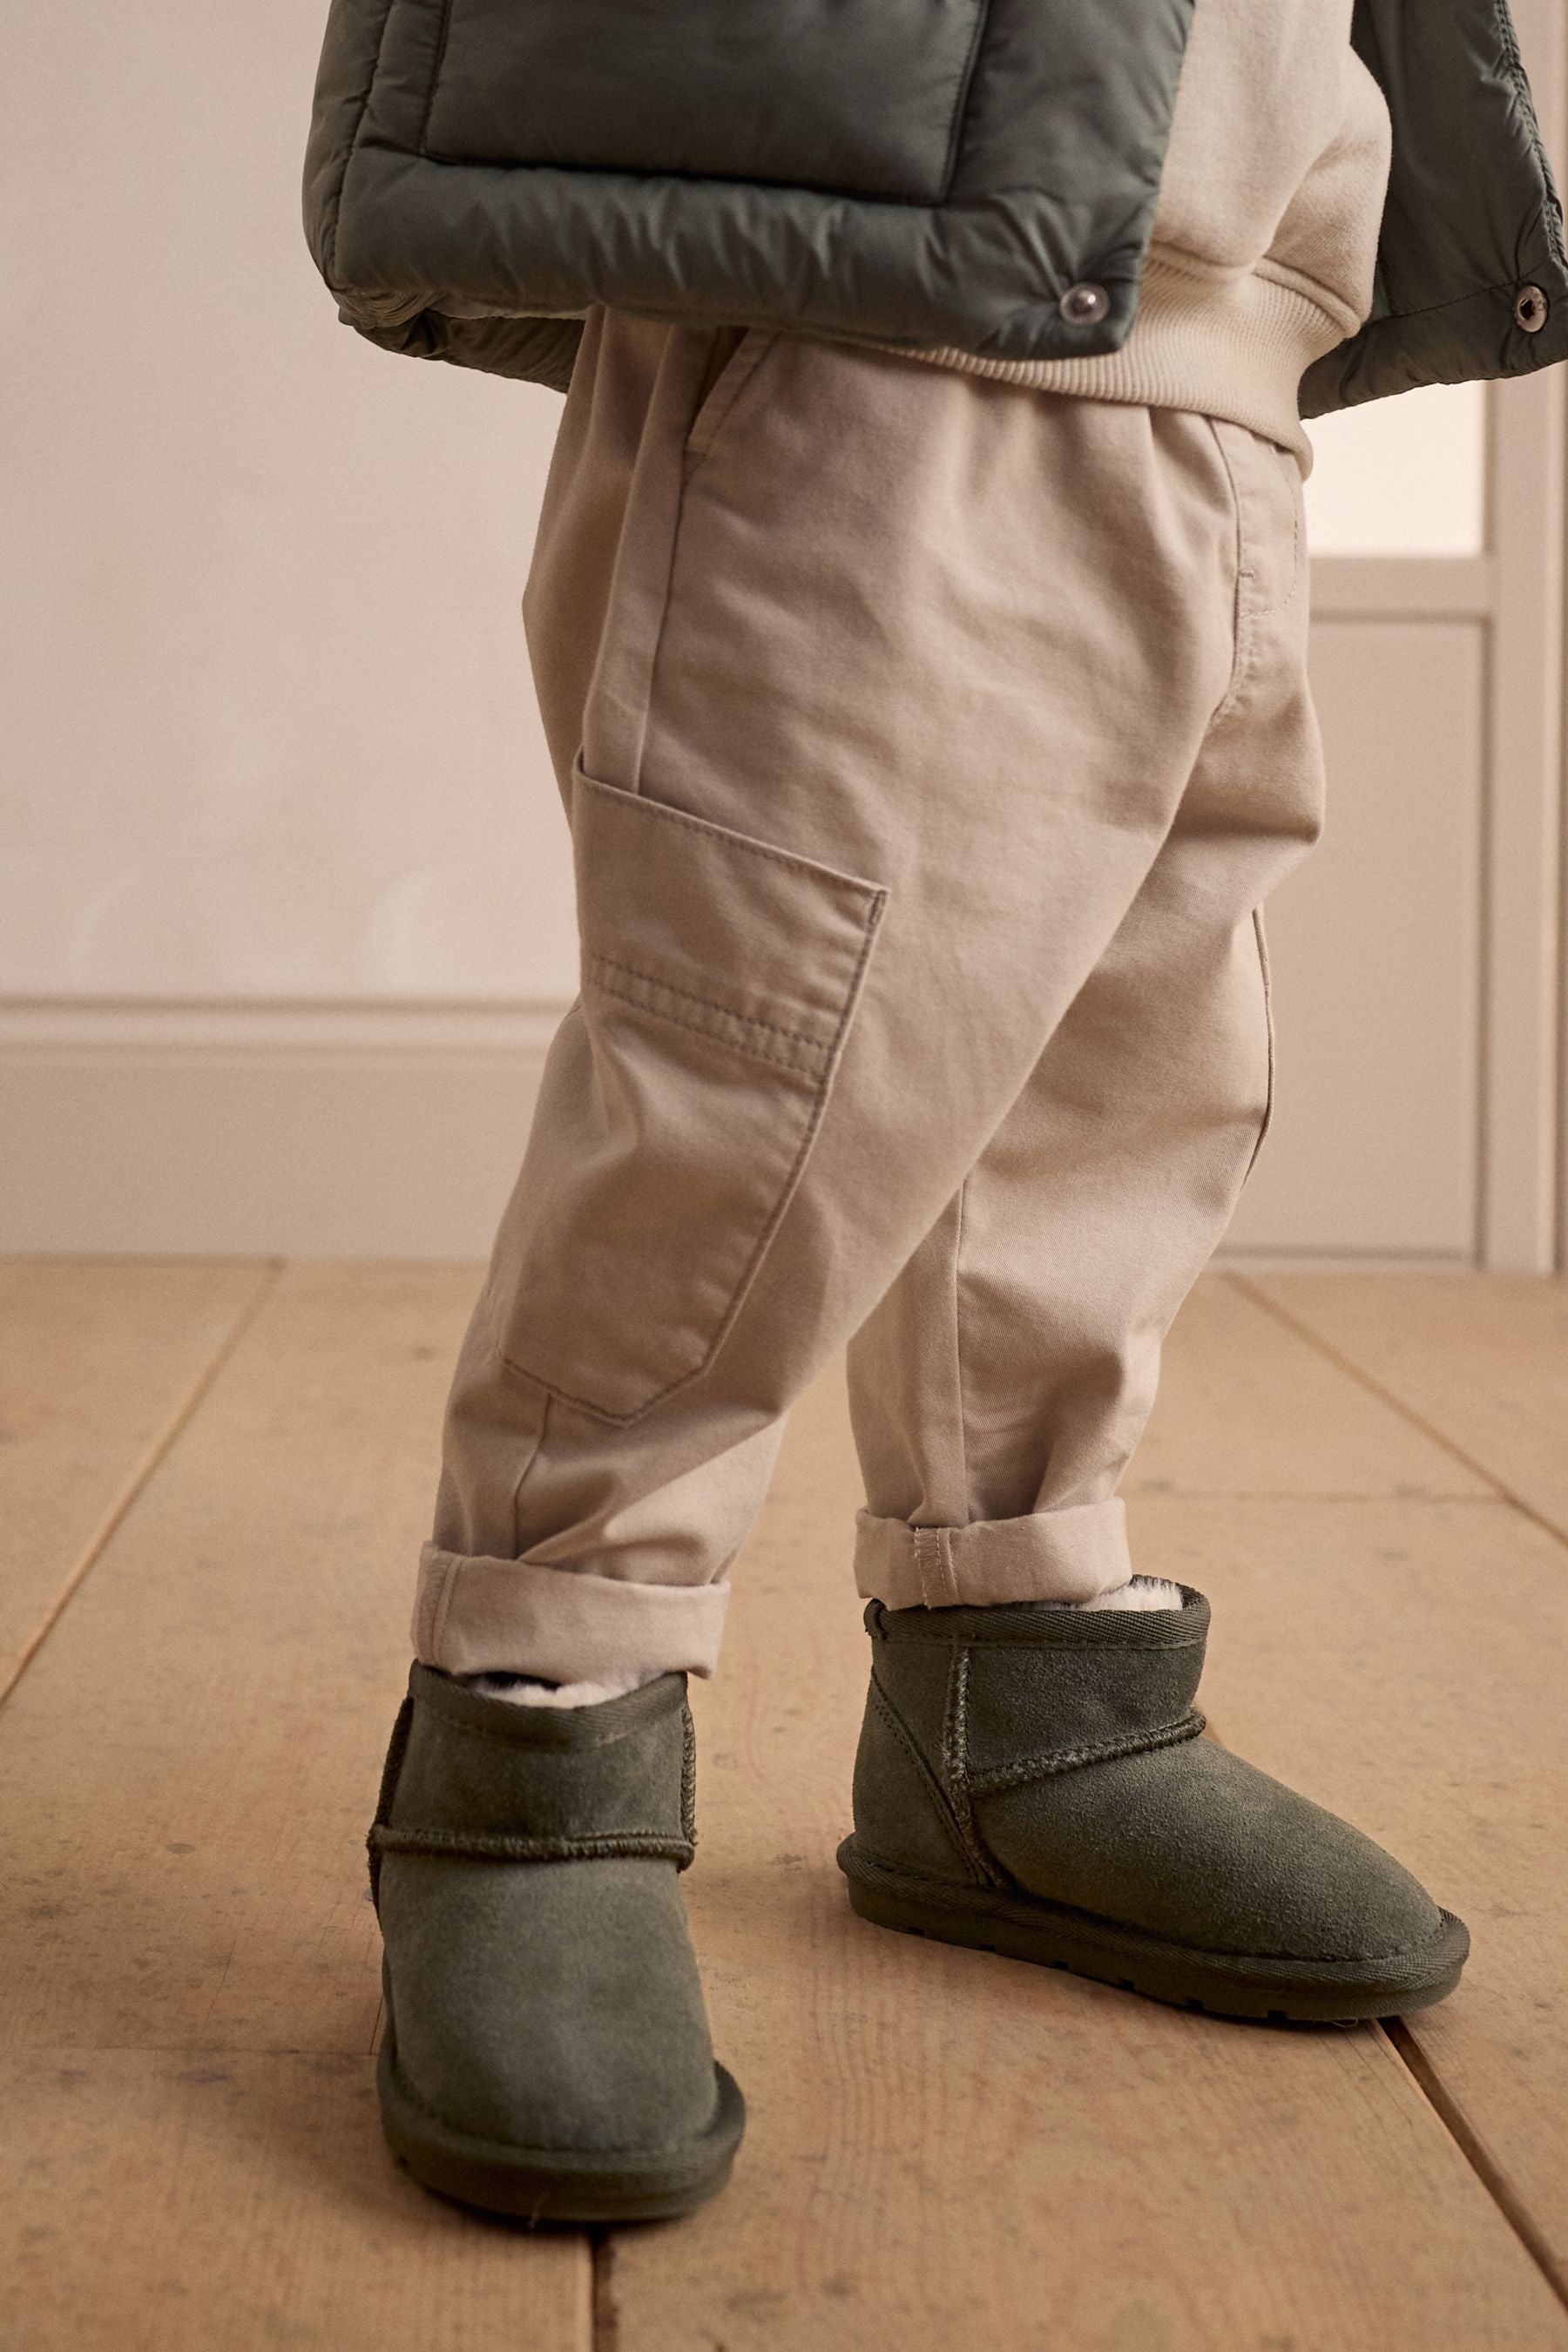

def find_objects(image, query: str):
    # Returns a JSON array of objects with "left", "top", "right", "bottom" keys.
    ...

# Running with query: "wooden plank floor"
[
  {"left": 2, "top": 1262, "right": 1565, "bottom": 2349},
  {"left": 0, "top": 1259, "right": 274, "bottom": 1697}
]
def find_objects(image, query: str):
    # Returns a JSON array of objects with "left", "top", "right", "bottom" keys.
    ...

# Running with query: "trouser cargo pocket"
[{"left": 487, "top": 760, "right": 888, "bottom": 1424}]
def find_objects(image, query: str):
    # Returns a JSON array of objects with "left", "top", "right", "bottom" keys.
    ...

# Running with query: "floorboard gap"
[
  {"left": 0, "top": 1259, "right": 283, "bottom": 1710},
  {"left": 590, "top": 2228, "right": 619, "bottom": 2352},
  {"left": 1385, "top": 2016, "right": 1568, "bottom": 2314},
  {"left": 1226, "top": 1274, "right": 1568, "bottom": 1551}
]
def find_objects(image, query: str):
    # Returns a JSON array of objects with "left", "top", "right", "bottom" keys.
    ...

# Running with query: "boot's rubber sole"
[
  {"left": 377, "top": 2012, "right": 746, "bottom": 2223},
  {"left": 838, "top": 1839, "right": 1469, "bottom": 2024}
]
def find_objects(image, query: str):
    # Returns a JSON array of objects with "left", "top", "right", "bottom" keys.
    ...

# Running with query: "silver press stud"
[
  {"left": 1515, "top": 283, "right": 1548, "bottom": 332},
  {"left": 1059, "top": 281, "right": 1111, "bottom": 327}
]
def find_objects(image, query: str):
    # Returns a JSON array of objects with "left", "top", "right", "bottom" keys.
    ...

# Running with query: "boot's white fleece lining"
[
  {"left": 464, "top": 1673, "right": 644, "bottom": 1711},
  {"left": 460, "top": 1573, "right": 1186, "bottom": 1711},
  {"left": 1074, "top": 1576, "right": 1185, "bottom": 1612}
]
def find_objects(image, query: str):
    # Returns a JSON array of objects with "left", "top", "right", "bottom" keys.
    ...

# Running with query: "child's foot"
[
  {"left": 840, "top": 1588, "right": 1467, "bottom": 2023},
  {"left": 370, "top": 1666, "right": 743, "bottom": 2220}
]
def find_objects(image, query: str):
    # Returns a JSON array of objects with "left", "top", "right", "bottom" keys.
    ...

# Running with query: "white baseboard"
[
  {"left": 0, "top": 997, "right": 565, "bottom": 1259},
  {"left": 0, "top": 996, "right": 1482, "bottom": 1267},
  {"left": 1212, "top": 1247, "right": 1469, "bottom": 1275}
]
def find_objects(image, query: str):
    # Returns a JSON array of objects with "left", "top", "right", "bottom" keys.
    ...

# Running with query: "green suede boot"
[
  {"left": 838, "top": 1589, "right": 1468, "bottom": 2023},
  {"left": 369, "top": 1665, "right": 744, "bottom": 2221}
]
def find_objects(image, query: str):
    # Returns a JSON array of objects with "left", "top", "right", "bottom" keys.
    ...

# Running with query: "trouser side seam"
[
  {"left": 426, "top": 1554, "right": 457, "bottom": 1664},
  {"left": 912, "top": 1523, "right": 961, "bottom": 1609},
  {"left": 1243, "top": 907, "right": 1275, "bottom": 1179},
  {"left": 507, "top": 1387, "right": 552, "bottom": 1558},
  {"left": 581, "top": 332, "right": 713, "bottom": 791},
  {"left": 1205, "top": 415, "right": 1251, "bottom": 725}
]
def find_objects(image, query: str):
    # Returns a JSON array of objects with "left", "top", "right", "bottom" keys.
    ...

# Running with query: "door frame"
[{"left": 1308, "top": 0, "right": 1566, "bottom": 1272}]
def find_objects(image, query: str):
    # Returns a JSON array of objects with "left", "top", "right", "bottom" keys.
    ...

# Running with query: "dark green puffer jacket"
[{"left": 304, "top": 0, "right": 1567, "bottom": 416}]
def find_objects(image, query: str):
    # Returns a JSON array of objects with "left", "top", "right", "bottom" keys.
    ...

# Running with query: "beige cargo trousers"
[{"left": 416, "top": 308, "right": 1322, "bottom": 1689}]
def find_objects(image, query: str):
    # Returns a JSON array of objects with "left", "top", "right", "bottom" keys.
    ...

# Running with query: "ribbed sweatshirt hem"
[{"left": 897, "top": 254, "right": 1361, "bottom": 468}]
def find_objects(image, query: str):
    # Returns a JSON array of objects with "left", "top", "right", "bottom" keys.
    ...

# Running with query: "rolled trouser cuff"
[
  {"left": 853, "top": 1500, "right": 1132, "bottom": 1611},
  {"left": 412, "top": 1543, "right": 730, "bottom": 1682}
]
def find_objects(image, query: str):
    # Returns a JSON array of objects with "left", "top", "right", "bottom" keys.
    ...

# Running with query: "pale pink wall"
[{"left": 2, "top": 0, "right": 576, "bottom": 1001}]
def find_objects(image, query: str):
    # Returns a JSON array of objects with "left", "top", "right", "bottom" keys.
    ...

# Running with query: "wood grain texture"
[
  {"left": 6, "top": 1261, "right": 1565, "bottom": 2349},
  {"left": 0, "top": 1260, "right": 591, "bottom": 2342},
  {"left": 1243, "top": 1273, "right": 1568, "bottom": 1533},
  {"left": 0, "top": 2048, "right": 587, "bottom": 2352},
  {"left": 0, "top": 1258, "right": 273, "bottom": 1689},
  {"left": 611, "top": 1362, "right": 1568, "bottom": 2352},
  {"left": 0, "top": 1262, "right": 482, "bottom": 2056},
  {"left": 1134, "top": 1491, "right": 1568, "bottom": 2295},
  {"left": 1133, "top": 1277, "right": 1489, "bottom": 1498}
]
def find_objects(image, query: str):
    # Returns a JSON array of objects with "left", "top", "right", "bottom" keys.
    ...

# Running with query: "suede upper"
[
  {"left": 862, "top": 1592, "right": 1209, "bottom": 1781},
  {"left": 856, "top": 1589, "right": 1449, "bottom": 1968},
  {"left": 373, "top": 1667, "right": 722, "bottom": 2156},
  {"left": 372, "top": 1660, "right": 696, "bottom": 1888}
]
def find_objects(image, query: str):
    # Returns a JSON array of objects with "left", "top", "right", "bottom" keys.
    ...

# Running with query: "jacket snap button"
[
  {"left": 1515, "top": 283, "right": 1548, "bottom": 333},
  {"left": 1059, "top": 281, "right": 1111, "bottom": 326}
]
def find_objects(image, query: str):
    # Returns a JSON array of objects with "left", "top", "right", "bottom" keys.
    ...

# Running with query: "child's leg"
[
  {"left": 839, "top": 491, "right": 1463, "bottom": 2024},
  {"left": 422, "top": 323, "right": 1271, "bottom": 1690},
  {"left": 374, "top": 335, "right": 1461, "bottom": 2226},
  {"left": 849, "top": 452, "right": 1321, "bottom": 1604}
]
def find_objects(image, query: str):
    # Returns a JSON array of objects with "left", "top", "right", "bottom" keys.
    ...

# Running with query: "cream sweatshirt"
[{"left": 912, "top": 0, "right": 1392, "bottom": 461}]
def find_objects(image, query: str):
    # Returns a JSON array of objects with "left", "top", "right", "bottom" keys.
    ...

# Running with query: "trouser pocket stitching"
[
  {"left": 490, "top": 761, "right": 889, "bottom": 1426},
  {"left": 684, "top": 328, "right": 779, "bottom": 477},
  {"left": 583, "top": 950, "right": 840, "bottom": 1078},
  {"left": 497, "top": 990, "right": 864, "bottom": 1431}
]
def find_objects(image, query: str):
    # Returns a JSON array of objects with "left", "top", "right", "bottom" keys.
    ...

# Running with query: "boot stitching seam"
[
  {"left": 881, "top": 1624, "right": 1206, "bottom": 1653},
  {"left": 963, "top": 1708, "right": 1207, "bottom": 1797},
  {"left": 411, "top": 1707, "right": 672, "bottom": 1754},
  {"left": 369, "top": 1824, "right": 696, "bottom": 1869},
  {"left": 867, "top": 1675, "right": 985, "bottom": 1884},
  {"left": 940, "top": 1647, "right": 1010, "bottom": 1889},
  {"left": 680, "top": 1701, "right": 698, "bottom": 1848}
]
